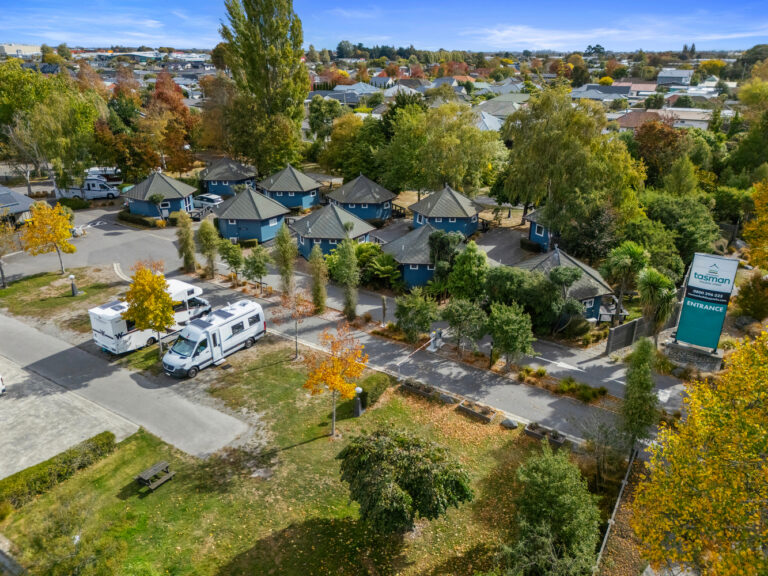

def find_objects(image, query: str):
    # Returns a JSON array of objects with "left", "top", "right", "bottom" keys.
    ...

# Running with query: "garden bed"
[
  {"left": 524, "top": 422, "right": 546, "bottom": 440},
  {"left": 457, "top": 400, "right": 496, "bottom": 424}
]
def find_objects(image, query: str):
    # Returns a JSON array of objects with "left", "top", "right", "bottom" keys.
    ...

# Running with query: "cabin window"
[
  {"left": 159, "top": 201, "right": 171, "bottom": 209},
  {"left": 229, "top": 237, "right": 238, "bottom": 244},
  {"left": 416, "top": 214, "right": 423, "bottom": 224},
  {"left": 449, "top": 217, "right": 456, "bottom": 223},
  {"left": 248, "top": 314, "right": 261, "bottom": 326},
  {"left": 427, "top": 264, "right": 435, "bottom": 271},
  {"left": 289, "top": 192, "right": 295, "bottom": 196},
  {"left": 276, "top": 191, "right": 283, "bottom": 196},
  {"left": 582, "top": 298, "right": 594, "bottom": 309},
  {"left": 228, "top": 219, "right": 237, "bottom": 225},
  {"left": 125, "top": 319, "right": 136, "bottom": 332},
  {"left": 358, "top": 236, "right": 366, "bottom": 243},
  {"left": 349, "top": 203, "right": 356, "bottom": 208},
  {"left": 314, "top": 239, "right": 321, "bottom": 244},
  {"left": 269, "top": 218, "right": 278, "bottom": 226},
  {"left": 471, "top": 215, "right": 477, "bottom": 222},
  {"left": 384, "top": 202, "right": 390, "bottom": 208},
  {"left": 195, "top": 340, "right": 208, "bottom": 355},
  {"left": 299, "top": 236, "right": 304, "bottom": 245},
  {"left": 211, "top": 181, "right": 218, "bottom": 185},
  {"left": 310, "top": 190, "right": 317, "bottom": 196},
  {"left": 231, "top": 322, "right": 245, "bottom": 335},
  {"left": 435, "top": 217, "right": 442, "bottom": 223},
  {"left": 329, "top": 239, "right": 337, "bottom": 244},
  {"left": 361, "top": 203, "right": 368, "bottom": 208},
  {"left": 409, "top": 264, "right": 419, "bottom": 270},
  {"left": 535, "top": 224, "right": 544, "bottom": 236}
]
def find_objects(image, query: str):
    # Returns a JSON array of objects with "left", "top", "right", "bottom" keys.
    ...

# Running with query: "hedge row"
[
  {"left": 0, "top": 431, "right": 116, "bottom": 508},
  {"left": 58, "top": 197, "right": 92, "bottom": 210},
  {"left": 117, "top": 210, "right": 159, "bottom": 228}
]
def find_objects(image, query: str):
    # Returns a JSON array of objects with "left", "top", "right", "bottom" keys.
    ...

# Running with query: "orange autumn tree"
[
  {"left": 21, "top": 202, "right": 75, "bottom": 274},
  {"left": 632, "top": 332, "right": 768, "bottom": 575},
  {"left": 304, "top": 323, "right": 368, "bottom": 437},
  {"left": 744, "top": 180, "right": 768, "bottom": 269}
]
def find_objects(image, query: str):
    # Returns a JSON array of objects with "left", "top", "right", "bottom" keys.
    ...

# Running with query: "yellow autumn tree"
[
  {"left": 21, "top": 202, "right": 75, "bottom": 273},
  {"left": 0, "top": 212, "right": 16, "bottom": 288},
  {"left": 632, "top": 332, "right": 768, "bottom": 575},
  {"left": 304, "top": 322, "right": 369, "bottom": 437},
  {"left": 122, "top": 264, "right": 176, "bottom": 359},
  {"left": 744, "top": 180, "right": 768, "bottom": 269}
]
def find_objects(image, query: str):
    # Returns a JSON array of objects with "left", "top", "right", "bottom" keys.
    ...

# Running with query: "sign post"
[{"left": 675, "top": 253, "right": 738, "bottom": 352}]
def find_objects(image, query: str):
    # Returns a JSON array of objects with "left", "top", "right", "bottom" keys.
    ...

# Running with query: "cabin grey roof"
[
  {"left": 257, "top": 164, "right": 321, "bottom": 193},
  {"left": 409, "top": 186, "right": 478, "bottom": 219},
  {"left": 476, "top": 111, "right": 503, "bottom": 131},
  {"left": 571, "top": 83, "right": 631, "bottom": 96},
  {"left": 289, "top": 204, "right": 374, "bottom": 239},
  {"left": 200, "top": 158, "right": 256, "bottom": 182},
  {"left": 657, "top": 68, "right": 694, "bottom": 84},
  {"left": 216, "top": 188, "right": 290, "bottom": 221},
  {"left": 397, "top": 78, "right": 431, "bottom": 89},
  {"left": 326, "top": 175, "right": 396, "bottom": 205},
  {"left": 514, "top": 247, "right": 614, "bottom": 300},
  {"left": 475, "top": 92, "right": 530, "bottom": 119},
  {"left": 382, "top": 223, "right": 437, "bottom": 265},
  {"left": 0, "top": 186, "right": 35, "bottom": 215},
  {"left": 333, "top": 82, "right": 381, "bottom": 94},
  {"left": 523, "top": 208, "right": 543, "bottom": 224},
  {"left": 123, "top": 172, "right": 196, "bottom": 201},
  {"left": 430, "top": 77, "right": 458, "bottom": 88}
]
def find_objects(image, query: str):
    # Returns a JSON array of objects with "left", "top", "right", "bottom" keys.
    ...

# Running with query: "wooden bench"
[{"left": 136, "top": 460, "right": 176, "bottom": 491}]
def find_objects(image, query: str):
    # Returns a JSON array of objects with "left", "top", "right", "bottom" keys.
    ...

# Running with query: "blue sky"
[{"left": 1, "top": 0, "right": 767, "bottom": 52}]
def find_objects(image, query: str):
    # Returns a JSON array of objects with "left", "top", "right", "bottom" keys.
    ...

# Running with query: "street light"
[
  {"left": 354, "top": 386, "right": 364, "bottom": 417},
  {"left": 69, "top": 274, "right": 78, "bottom": 297}
]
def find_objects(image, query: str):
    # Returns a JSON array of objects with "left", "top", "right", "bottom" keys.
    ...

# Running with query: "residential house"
[
  {"left": 333, "top": 82, "right": 380, "bottom": 95},
  {"left": 0, "top": 186, "right": 35, "bottom": 225},
  {"left": 382, "top": 223, "right": 438, "bottom": 288},
  {"left": 613, "top": 80, "right": 658, "bottom": 97},
  {"left": 383, "top": 84, "right": 419, "bottom": 98},
  {"left": 216, "top": 187, "right": 290, "bottom": 243},
  {"left": 290, "top": 204, "right": 375, "bottom": 259},
  {"left": 570, "top": 83, "right": 631, "bottom": 103},
  {"left": 397, "top": 78, "right": 431, "bottom": 92},
  {"left": 514, "top": 247, "right": 616, "bottom": 321},
  {"left": 123, "top": 172, "right": 195, "bottom": 218},
  {"left": 475, "top": 111, "right": 504, "bottom": 131},
  {"left": 257, "top": 164, "right": 321, "bottom": 210},
  {"left": 523, "top": 209, "right": 552, "bottom": 251},
  {"left": 200, "top": 158, "right": 256, "bottom": 197},
  {"left": 657, "top": 68, "right": 694, "bottom": 86},
  {"left": 326, "top": 175, "right": 397, "bottom": 222},
  {"left": 369, "top": 76, "right": 395, "bottom": 89},
  {"left": 474, "top": 93, "right": 530, "bottom": 121},
  {"left": 409, "top": 186, "right": 479, "bottom": 237}
]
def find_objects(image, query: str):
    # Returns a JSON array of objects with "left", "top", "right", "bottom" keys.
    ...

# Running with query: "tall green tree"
[
  {"left": 487, "top": 302, "right": 535, "bottom": 370},
  {"left": 601, "top": 241, "right": 650, "bottom": 326},
  {"left": 446, "top": 241, "right": 488, "bottom": 301},
  {"left": 273, "top": 222, "right": 297, "bottom": 295},
  {"left": 220, "top": 0, "right": 309, "bottom": 173},
  {"left": 308, "top": 95, "right": 344, "bottom": 140},
  {"left": 195, "top": 220, "right": 220, "bottom": 277},
  {"left": 638, "top": 267, "right": 677, "bottom": 348},
  {"left": 663, "top": 155, "right": 699, "bottom": 196},
  {"left": 175, "top": 211, "right": 196, "bottom": 272},
  {"left": 395, "top": 287, "right": 438, "bottom": 343},
  {"left": 335, "top": 239, "right": 360, "bottom": 320},
  {"left": 308, "top": 244, "right": 328, "bottom": 313},
  {"left": 442, "top": 299, "right": 487, "bottom": 358},
  {"left": 243, "top": 244, "right": 272, "bottom": 294},
  {"left": 621, "top": 338, "right": 658, "bottom": 447},
  {"left": 502, "top": 445, "right": 601, "bottom": 575},
  {"left": 218, "top": 239, "right": 244, "bottom": 285}
]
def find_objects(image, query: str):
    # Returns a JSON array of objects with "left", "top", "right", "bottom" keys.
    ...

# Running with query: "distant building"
[
  {"left": 326, "top": 175, "right": 397, "bottom": 223},
  {"left": 523, "top": 209, "right": 552, "bottom": 251},
  {"left": 0, "top": 43, "right": 40, "bottom": 59},
  {"left": 290, "top": 204, "right": 375, "bottom": 259},
  {"left": 216, "top": 187, "right": 290, "bottom": 243},
  {"left": 200, "top": 158, "right": 256, "bottom": 197},
  {"left": 409, "top": 186, "right": 479, "bottom": 237},
  {"left": 257, "top": 164, "right": 321, "bottom": 210},
  {"left": 0, "top": 186, "right": 35, "bottom": 225},
  {"left": 656, "top": 68, "right": 694, "bottom": 86},
  {"left": 382, "top": 223, "right": 439, "bottom": 288},
  {"left": 123, "top": 172, "right": 195, "bottom": 218}
]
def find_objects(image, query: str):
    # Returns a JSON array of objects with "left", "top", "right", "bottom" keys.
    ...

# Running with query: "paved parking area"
[{"left": 0, "top": 354, "right": 137, "bottom": 480}]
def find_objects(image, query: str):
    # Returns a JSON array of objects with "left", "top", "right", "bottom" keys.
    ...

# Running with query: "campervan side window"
[
  {"left": 248, "top": 314, "right": 261, "bottom": 326},
  {"left": 231, "top": 322, "right": 245, "bottom": 335},
  {"left": 125, "top": 319, "right": 136, "bottom": 332}
]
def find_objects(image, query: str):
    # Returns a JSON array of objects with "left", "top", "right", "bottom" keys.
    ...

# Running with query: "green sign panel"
[{"left": 676, "top": 253, "right": 738, "bottom": 351}]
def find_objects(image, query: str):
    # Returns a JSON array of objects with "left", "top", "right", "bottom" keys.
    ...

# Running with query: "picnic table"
[{"left": 135, "top": 461, "right": 175, "bottom": 491}]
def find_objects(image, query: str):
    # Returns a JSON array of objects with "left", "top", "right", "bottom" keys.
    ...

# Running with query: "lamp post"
[
  {"left": 69, "top": 274, "right": 78, "bottom": 296},
  {"left": 354, "top": 386, "right": 364, "bottom": 417}
]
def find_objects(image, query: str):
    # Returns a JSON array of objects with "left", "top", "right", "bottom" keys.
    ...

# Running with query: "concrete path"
[
  {"left": 0, "top": 354, "right": 137, "bottom": 479},
  {"left": 0, "top": 314, "right": 249, "bottom": 458}
]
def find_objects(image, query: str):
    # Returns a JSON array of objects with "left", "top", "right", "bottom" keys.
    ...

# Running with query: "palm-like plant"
[
  {"left": 602, "top": 241, "right": 650, "bottom": 326},
  {"left": 637, "top": 267, "right": 677, "bottom": 348}
]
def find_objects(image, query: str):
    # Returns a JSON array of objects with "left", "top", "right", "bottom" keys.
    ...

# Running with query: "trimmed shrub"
[
  {"left": 534, "top": 367, "right": 547, "bottom": 378},
  {"left": 0, "top": 431, "right": 116, "bottom": 508},
  {"left": 735, "top": 271, "right": 768, "bottom": 321},
  {"left": 117, "top": 210, "right": 158, "bottom": 228},
  {"left": 563, "top": 316, "right": 591, "bottom": 338},
  {"left": 58, "top": 197, "right": 91, "bottom": 210},
  {"left": 167, "top": 211, "right": 182, "bottom": 226},
  {"left": 155, "top": 218, "right": 167, "bottom": 229},
  {"left": 556, "top": 376, "right": 607, "bottom": 403},
  {"left": 238, "top": 239, "right": 259, "bottom": 249}
]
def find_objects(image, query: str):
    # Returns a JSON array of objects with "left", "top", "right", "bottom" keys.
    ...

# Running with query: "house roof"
[
  {"left": 474, "top": 92, "right": 530, "bottom": 119},
  {"left": 476, "top": 111, "right": 503, "bottom": 131},
  {"left": 200, "top": 158, "right": 256, "bottom": 182},
  {"left": 523, "top": 208, "right": 543, "bottom": 224},
  {"left": 123, "top": 172, "right": 196, "bottom": 201},
  {"left": 216, "top": 188, "right": 290, "bottom": 221},
  {"left": 382, "top": 223, "right": 437, "bottom": 265},
  {"left": 257, "top": 164, "right": 320, "bottom": 193},
  {"left": 0, "top": 186, "right": 35, "bottom": 215},
  {"left": 289, "top": 204, "right": 374, "bottom": 239},
  {"left": 408, "top": 186, "right": 478, "bottom": 219},
  {"left": 515, "top": 247, "right": 614, "bottom": 300},
  {"left": 326, "top": 175, "right": 396, "bottom": 205},
  {"left": 383, "top": 84, "right": 419, "bottom": 98},
  {"left": 615, "top": 109, "right": 665, "bottom": 130},
  {"left": 333, "top": 82, "right": 381, "bottom": 94},
  {"left": 571, "top": 83, "right": 630, "bottom": 95}
]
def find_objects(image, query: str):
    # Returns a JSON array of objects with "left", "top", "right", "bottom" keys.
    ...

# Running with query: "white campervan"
[
  {"left": 162, "top": 300, "right": 266, "bottom": 378},
  {"left": 89, "top": 279, "right": 211, "bottom": 354}
]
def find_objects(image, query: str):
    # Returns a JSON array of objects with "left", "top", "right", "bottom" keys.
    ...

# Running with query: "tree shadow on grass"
[
  {"left": 423, "top": 542, "right": 499, "bottom": 576},
  {"left": 217, "top": 517, "right": 410, "bottom": 576}
]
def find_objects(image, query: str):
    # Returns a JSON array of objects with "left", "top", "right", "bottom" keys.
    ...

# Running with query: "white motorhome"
[
  {"left": 89, "top": 279, "right": 211, "bottom": 354},
  {"left": 162, "top": 300, "right": 266, "bottom": 378},
  {"left": 56, "top": 177, "right": 120, "bottom": 200}
]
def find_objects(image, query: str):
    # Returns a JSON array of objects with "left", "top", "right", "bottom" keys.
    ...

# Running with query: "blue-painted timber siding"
[
  {"left": 206, "top": 179, "right": 254, "bottom": 197},
  {"left": 581, "top": 296, "right": 602, "bottom": 320},
  {"left": 401, "top": 264, "right": 435, "bottom": 288},
  {"left": 297, "top": 234, "right": 370, "bottom": 259},
  {"left": 412, "top": 214, "right": 478, "bottom": 236},
  {"left": 332, "top": 200, "right": 391, "bottom": 222},
  {"left": 218, "top": 216, "right": 284, "bottom": 243},
  {"left": 266, "top": 190, "right": 318, "bottom": 209},
  {"left": 128, "top": 196, "right": 191, "bottom": 217},
  {"left": 528, "top": 222, "right": 551, "bottom": 251}
]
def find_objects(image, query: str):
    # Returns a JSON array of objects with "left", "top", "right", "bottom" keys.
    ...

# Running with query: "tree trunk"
[
  {"left": 25, "top": 169, "right": 32, "bottom": 196},
  {"left": 521, "top": 202, "right": 529, "bottom": 225},
  {"left": 653, "top": 332, "right": 659, "bottom": 349},
  {"left": 613, "top": 285, "right": 625, "bottom": 327},
  {"left": 331, "top": 390, "right": 337, "bottom": 437},
  {"left": 294, "top": 318, "right": 299, "bottom": 359},
  {"left": 55, "top": 244, "right": 65, "bottom": 274},
  {"left": 157, "top": 331, "right": 164, "bottom": 359}
]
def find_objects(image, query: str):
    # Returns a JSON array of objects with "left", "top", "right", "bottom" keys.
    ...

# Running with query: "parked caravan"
[
  {"left": 89, "top": 279, "right": 210, "bottom": 354},
  {"left": 163, "top": 300, "right": 266, "bottom": 378},
  {"left": 56, "top": 177, "right": 120, "bottom": 200}
]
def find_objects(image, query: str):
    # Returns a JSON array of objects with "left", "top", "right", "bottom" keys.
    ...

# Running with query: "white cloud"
[{"left": 327, "top": 7, "right": 381, "bottom": 19}]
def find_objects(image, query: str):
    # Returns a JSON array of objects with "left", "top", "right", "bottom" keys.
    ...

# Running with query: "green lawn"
[{"left": 1, "top": 344, "right": 546, "bottom": 576}]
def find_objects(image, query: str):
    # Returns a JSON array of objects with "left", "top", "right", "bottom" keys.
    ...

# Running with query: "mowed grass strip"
[{"left": 1, "top": 344, "right": 539, "bottom": 576}]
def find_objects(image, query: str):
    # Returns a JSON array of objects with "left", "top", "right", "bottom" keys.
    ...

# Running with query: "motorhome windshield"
[{"left": 171, "top": 335, "right": 197, "bottom": 357}]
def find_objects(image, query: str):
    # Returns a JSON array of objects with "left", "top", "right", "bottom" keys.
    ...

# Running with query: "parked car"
[{"left": 193, "top": 194, "right": 223, "bottom": 210}]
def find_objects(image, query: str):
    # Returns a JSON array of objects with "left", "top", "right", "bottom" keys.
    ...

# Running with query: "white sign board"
[{"left": 687, "top": 253, "right": 739, "bottom": 294}]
